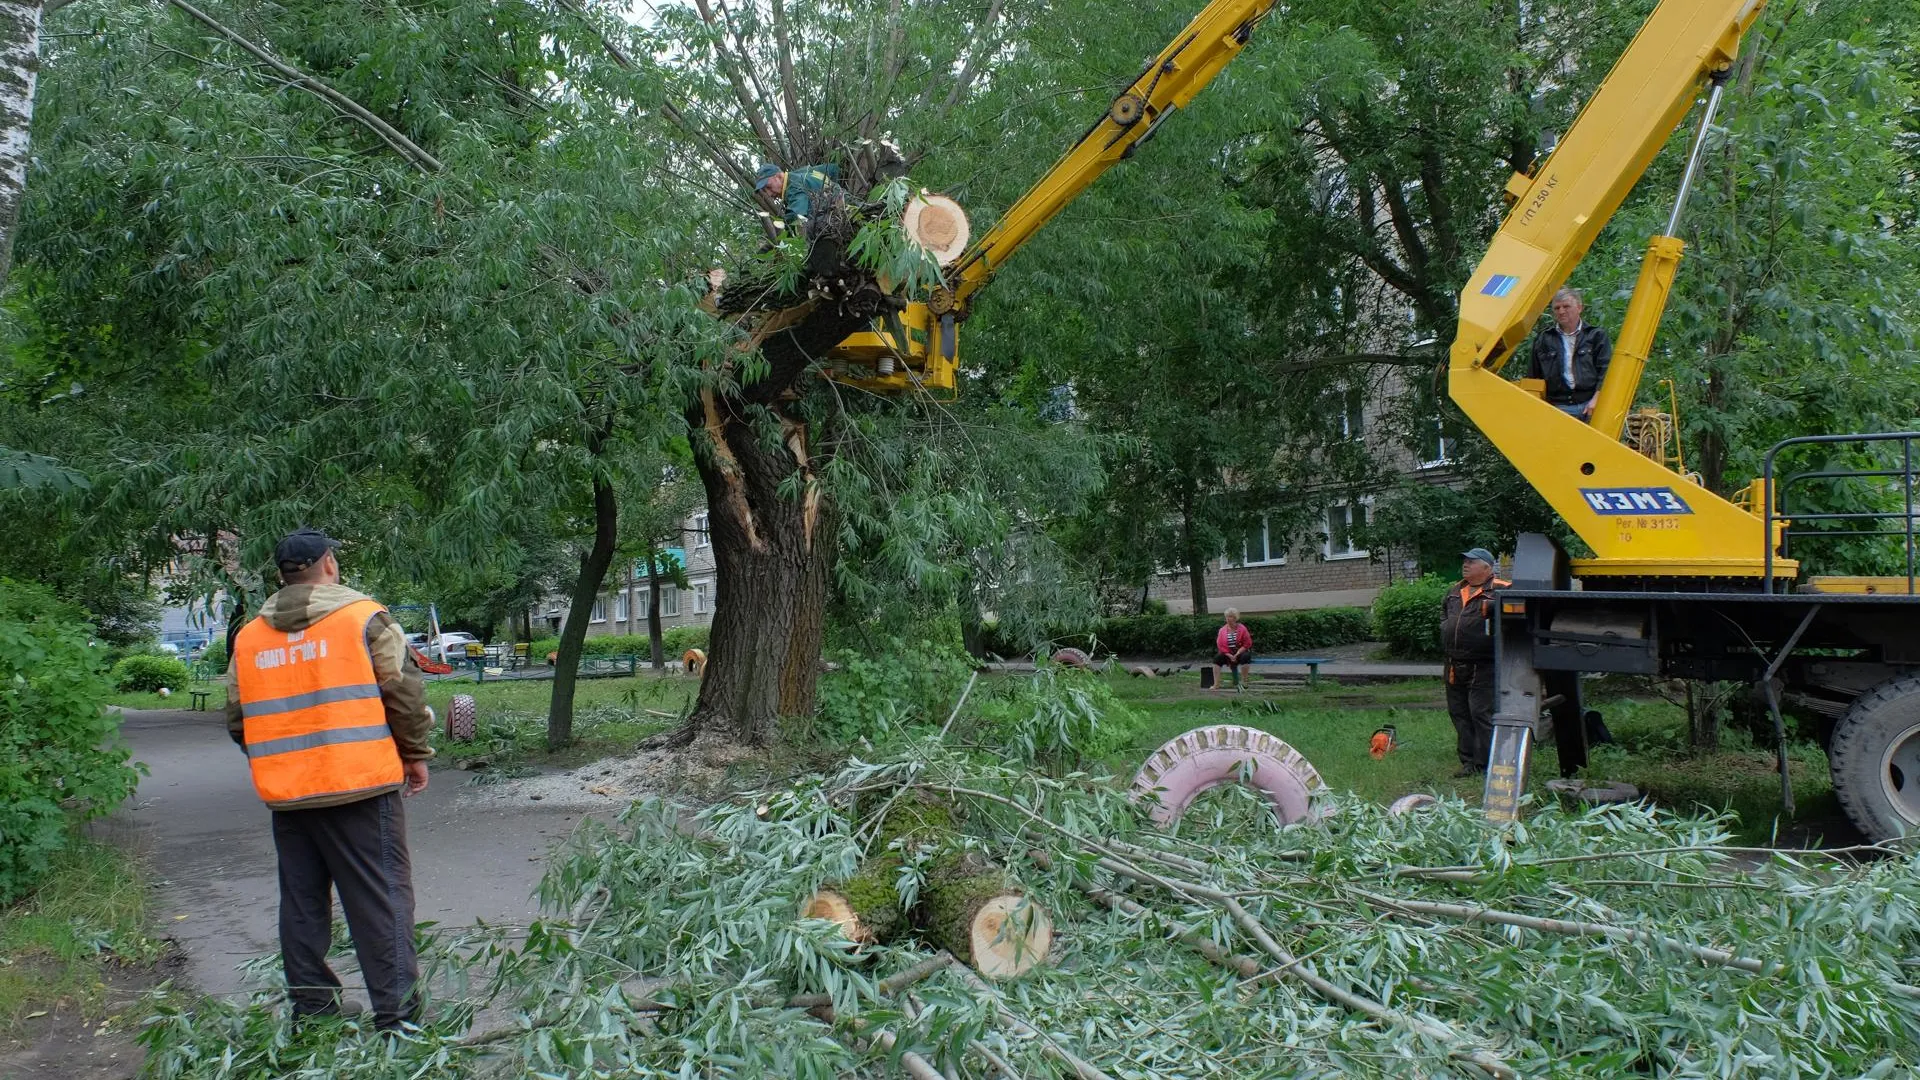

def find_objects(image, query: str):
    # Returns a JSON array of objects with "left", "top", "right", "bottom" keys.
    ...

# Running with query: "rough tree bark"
[
  {"left": 0, "top": 0, "right": 41, "bottom": 291},
  {"left": 548, "top": 461, "right": 618, "bottom": 749},
  {"left": 680, "top": 307, "right": 866, "bottom": 745}
]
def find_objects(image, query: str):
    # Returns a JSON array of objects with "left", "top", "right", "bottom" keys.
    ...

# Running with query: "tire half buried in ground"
[{"left": 1130, "top": 724, "right": 1325, "bottom": 826}]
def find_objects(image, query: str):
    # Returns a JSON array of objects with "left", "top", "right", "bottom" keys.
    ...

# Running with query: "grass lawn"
[
  {"left": 107, "top": 685, "right": 226, "bottom": 711},
  {"left": 1098, "top": 672, "right": 1840, "bottom": 843},
  {"left": 420, "top": 671, "right": 698, "bottom": 771},
  {"left": 0, "top": 838, "right": 167, "bottom": 1033}
]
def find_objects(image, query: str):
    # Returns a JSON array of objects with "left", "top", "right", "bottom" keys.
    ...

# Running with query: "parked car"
[{"left": 432, "top": 632, "right": 481, "bottom": 659}]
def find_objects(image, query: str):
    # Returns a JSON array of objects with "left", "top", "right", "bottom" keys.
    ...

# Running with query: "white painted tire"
[
  {"left": 447, "top": 694, "right": 477, "bottom": 742},
  {"left": 1129, "top": 725, "right": 1325, "bottom": 826},
  {"left": 1388, "top": 793, "right": 1440, "bottom": 817}
]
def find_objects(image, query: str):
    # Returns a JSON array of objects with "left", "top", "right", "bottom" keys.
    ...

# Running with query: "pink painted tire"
[
  {"left": 447, "top": 694, "right": 477, "bottom": 742},
  {"left": 1129, "top": 725, "right": 1325, "bottom": 826},
  {"left": 1051, "top": 647, "right": 1092, "bottom": 669}
]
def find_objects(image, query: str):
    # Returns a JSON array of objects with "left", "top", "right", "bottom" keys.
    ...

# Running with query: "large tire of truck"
[{"left": 1828, "top": 674, "right": 1920, "bottom": 842}]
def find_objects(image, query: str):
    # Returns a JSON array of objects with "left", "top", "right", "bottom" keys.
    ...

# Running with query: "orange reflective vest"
[{"left": 233, "top": 598, "right": 403, "bottom": 808}]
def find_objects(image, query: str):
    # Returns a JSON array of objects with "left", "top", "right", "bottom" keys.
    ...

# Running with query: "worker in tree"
[
  {"left": 755, "top": 162, "right": 842, "bottom": 229},
  {"left": 1441, "top": 548, "right": 1511, "bottom": 776},
  {"left": 1527, "top": 287, "right": 1613, "bottom": 420}
]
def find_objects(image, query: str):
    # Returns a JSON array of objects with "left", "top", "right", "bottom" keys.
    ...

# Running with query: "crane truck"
[
  {"left": 1451, "top": 0, "right": 1920, "bottom": 841},
  {"left": 816, "top": 0, "right": 1916, "bottom": 841}
]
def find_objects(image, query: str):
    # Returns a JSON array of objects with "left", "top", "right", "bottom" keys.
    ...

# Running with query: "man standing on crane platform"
[{"left": 1527, "top": 288, "right": 1613, "bottom": 420}]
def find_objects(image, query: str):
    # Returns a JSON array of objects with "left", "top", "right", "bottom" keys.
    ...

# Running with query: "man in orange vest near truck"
[
  {"left": 1441, "top": 548, "right": 1511, "bottom": 778},
  {"left": 224, "top": 528, "right": 433, "bottom": 1032}
]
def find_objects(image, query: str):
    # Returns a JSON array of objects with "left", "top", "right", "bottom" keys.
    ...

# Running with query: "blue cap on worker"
[
  {"left": 276, "top": 527, "right": 341, "bottom": 575},
  {"left": 754, "top": 163, "right": 782, "bottom": 190},
  {"left": 1461, "top": 547, "right": 1497, "bottom": 566}
]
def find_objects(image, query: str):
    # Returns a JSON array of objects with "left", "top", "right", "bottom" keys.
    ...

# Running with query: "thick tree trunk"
[
  {"left": 548, "top": 471, "right": 618, "bottom": 750},
  {"left": 646, "top": 547, "right": 665, "bottom": 671},
  {"left": 681, "top": 199, "right": 891, "bottom": 746},
  {"left": 683, "top": 315, "right": 864, "bottom": 746},
  {"left": 0, "top": 0, "right": 40, "bottom": 291}
]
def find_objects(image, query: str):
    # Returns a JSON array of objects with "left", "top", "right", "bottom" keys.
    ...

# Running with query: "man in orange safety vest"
[
  {"left": 1441, "top": 547, "right": 1511, "bottom": 778},
  {"left": 225, "top": 528, "right": 433, "bottom": 1032}
]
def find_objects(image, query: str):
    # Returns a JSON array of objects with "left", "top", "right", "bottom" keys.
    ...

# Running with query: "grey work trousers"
[
  {"left": 271, "top": 790, "right": 420, "bottom": 1029},
  {"left": 1445, "top": 660, "right": 1496, "bottom": 771}
]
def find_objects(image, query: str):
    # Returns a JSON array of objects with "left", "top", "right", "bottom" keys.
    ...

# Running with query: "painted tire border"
[{"left": 1128, "top": 724, "right": 1326, "bottom": 826}]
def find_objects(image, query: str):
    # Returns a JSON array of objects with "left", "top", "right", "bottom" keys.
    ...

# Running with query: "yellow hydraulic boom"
[
  {"left": 827, "top": 0, "right": 1280, "bottom": 393},
  {"left": 1447, "top": 0, "right": 1791, "bottom": 582}
]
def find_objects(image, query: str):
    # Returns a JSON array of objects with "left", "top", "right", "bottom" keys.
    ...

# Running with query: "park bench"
[
  {"left": 1200, "top": 656, "right": 1331, "bottom": 689},
  {"left": 189, "top": 689, "right": 211, "bottom": 710}
]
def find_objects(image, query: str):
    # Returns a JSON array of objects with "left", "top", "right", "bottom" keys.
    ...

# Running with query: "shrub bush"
[
  {"left": 0, "top": 579, "right": 142, "bottom": 902},
  {"left": 1372, "top": 575, "right": 1453, "bottom": 658},
  {"left": 982, "top": 608, "right": 1372, "bottom": 659},
  {"left": 110, "top": 653, "right": 193, "bottom": 693},
  {"left": 815, "top": 637, "right": 974, "bottom": 743},
  {"left": 199, "top": 638, "right": 228, "bottom": 672},
  {"left": 976, "top": 666, "right": 1147, "bottom": 773},
  {"left": 527, "top": 626, "right": 712, "bottom": 663}
]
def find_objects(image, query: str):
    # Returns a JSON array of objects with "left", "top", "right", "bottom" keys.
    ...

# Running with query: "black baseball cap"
[
  {"left": 1461, "top": 547, "right": 1497, "bottom": 565},
  {"left": 275, "top": 528, "right": 341, "bottom": 574}
]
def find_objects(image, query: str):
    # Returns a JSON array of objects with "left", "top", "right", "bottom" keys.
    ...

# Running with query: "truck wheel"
[
  {"left": 1828, "top": 674, "right": 1920, "bottom": 842},
  {"left": 447, "top": 694, "right": 478, "bottom": 743},
  {"left": 1129, "top": 724, "right": 1324, "bottom": 826}
]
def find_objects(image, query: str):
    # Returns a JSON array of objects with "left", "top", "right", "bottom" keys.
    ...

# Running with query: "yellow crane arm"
[
  {"left": 1448, "top": 0, "right": 1782, "bottom": 580},
  {"left": 942, "top": 0, "right": 1280, "bottom": 312},
  {"left": 828, "top": 0, "right": 1279, "bottom": 394}
]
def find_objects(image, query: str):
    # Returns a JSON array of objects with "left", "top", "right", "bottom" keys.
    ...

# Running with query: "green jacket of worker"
[{"left": 755, "top": 163, "right": 840, "bottom": 223}]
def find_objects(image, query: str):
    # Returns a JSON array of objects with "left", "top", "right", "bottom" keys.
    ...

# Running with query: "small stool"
[{"left": 189, "top": 689, "right": 211, "bottom": 711}]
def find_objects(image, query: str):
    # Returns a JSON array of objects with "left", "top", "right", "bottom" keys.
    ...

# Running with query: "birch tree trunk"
[{"left": 0, "top": 0, "right": 42, "bottom": 290}]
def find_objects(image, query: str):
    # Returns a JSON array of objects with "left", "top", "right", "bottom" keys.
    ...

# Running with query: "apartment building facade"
[
  {"left": 1146, "top": 379, "right": 1459, "bottom": 614},
  {"left": 530, "top": 509, "right": 720, "bottom": 637}
]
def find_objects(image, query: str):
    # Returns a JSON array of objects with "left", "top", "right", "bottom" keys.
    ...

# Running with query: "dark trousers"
[
  {"left": 1445, "top": 660, "right": 1496, "bottom": 771},
  {"left": 1214, "top": 649, "right": 1250, "bottom": 671},
  {"left": 271, "top": 790, "right": 419, "bottom": 1029}
]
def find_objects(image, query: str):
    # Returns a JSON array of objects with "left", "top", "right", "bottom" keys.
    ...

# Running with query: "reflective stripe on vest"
[{"left": 233, "top": 598, "right": 403, "bottom": 806}]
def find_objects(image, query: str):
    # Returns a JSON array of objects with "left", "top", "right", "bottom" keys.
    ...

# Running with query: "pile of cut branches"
[{"left": 141, "top": 747, "right": 1920, "bottom": 1078}]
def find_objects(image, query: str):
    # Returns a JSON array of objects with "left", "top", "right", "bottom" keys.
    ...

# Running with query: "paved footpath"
[{"left": 98, "top": 708, "right": 601, "bottom": 1005}]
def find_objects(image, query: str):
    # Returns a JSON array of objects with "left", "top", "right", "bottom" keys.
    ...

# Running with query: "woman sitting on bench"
[{"left": 1214, "top": 609, "right": 1253, "bottom": 691}]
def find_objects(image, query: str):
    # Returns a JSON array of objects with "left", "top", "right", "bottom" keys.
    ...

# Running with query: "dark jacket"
[
  {"left": 1527, "top": 322, "right": 1613, "bottom": 405},
  {"left": 1441, "top": 577, "right": 1511, "bottom": 662}
]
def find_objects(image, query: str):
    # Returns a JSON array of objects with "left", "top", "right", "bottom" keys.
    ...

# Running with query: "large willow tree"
[{"left": 6, "top": 0, "right": 1142, "bottom": 746}]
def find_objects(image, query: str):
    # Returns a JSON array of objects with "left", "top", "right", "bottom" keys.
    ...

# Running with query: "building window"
[
  {"left": 658, "top": 585, "right": 680, "bottom": 618},
  {"left": 1225, "top": 516, "right": 1286, "bottom": 568},
  {"left": 692, "top": 512, "right": 710, "bottom": 549},
  {"left": 590, "top": 598, "right": 607, "bottom": 623},
  {"left": 1324, "top": 501, "right": 1371, "bottom": 560},
  {"left": 1418, "top": 417, "right": 1457, "bottom": 469},
  {"left": 1321, "top": 384, "right": 1364, "bottom": 439},
  {"left": 691, "top": 581, "right": 713, "bottom": 614},
  {"left": 613, "top": 589, "right": 628, "bottom": 624}
]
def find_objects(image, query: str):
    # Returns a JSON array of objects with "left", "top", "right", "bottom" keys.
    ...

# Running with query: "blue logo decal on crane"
[
  {"left": 1580, "top": 487, "right": 1693, "bottom": 515},
  {"left": 1480, "top": 274, "right": 1520, "bottom": 298}
]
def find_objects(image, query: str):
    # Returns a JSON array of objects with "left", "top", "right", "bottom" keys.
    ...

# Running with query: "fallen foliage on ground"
[{"left": 138, "top": 745, "right": 1920, "bottom": 1079}]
